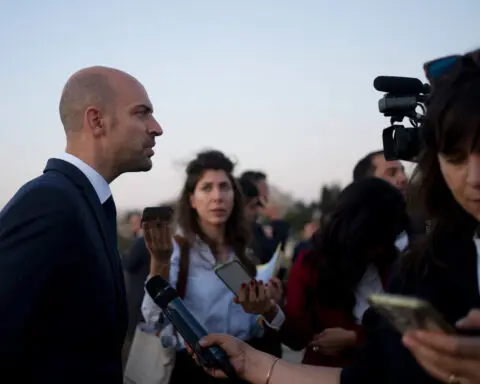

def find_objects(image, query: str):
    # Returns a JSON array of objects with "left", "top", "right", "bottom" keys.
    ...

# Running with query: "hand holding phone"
[
  {"left": 368, "top": 293, "right": 455, "bottom": 335},
  {"left": 214, "top": 260, "right": 275, "bottom": 316},
  {"left": 142, "top": 207, "right": 174, "bottom": 264},
  {"left": 214, "top": 260, "right": 253, "bottom": 297}
]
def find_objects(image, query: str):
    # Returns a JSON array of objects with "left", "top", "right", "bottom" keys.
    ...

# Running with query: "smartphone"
[
  {"left": 141, "top": 206, "right": 174, "bottom": 223},
  {"left": 214, "top": 260, "right": 254, "bottom": 296},
  {"left": 368, "top": 293, "right": 455, "bottom": 334}
]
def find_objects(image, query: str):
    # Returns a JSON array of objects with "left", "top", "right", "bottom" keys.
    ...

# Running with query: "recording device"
[
  {"left": 373, "top": 76, "right": 431, "bottom": 161},
  {"left": 214, "top": 260, "right": 254, "bottom": 296},
  {"left": 368, "top": 293, "right": 455, "bottom": 334},
  {"left": 145, "top": 276, "right": 238, "bottom": 379},
  {"left": 141, "top": 206, "right": 174, "bottom": 223}
]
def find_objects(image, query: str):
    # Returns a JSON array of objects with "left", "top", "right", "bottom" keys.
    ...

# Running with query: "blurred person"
[
  {"left": 281, "top": 178, "right": 408, "bottom": 367},
  {"left": 0, "top": 66, "right": 162, "bottom": 383},
  {"left": 237, "top": 177, "right": 274, "bottom": 265},
  {"left": 238, "top": 177, "right": 263, "bottom": 226},
  {"left": 240, "top": 170, "right": 289, "bottom": 263},
  {"left": 127, "top": 210, "right": 143, "bottom": 238},
  {"left": 353, "top": 151, "right": 410, "bottom": 251},
  {"left": 141, "top": 150, "right": 285, "bottom": 384},
  {"left": 188, "top": 47, "right": 480, "bottom": 384},
  {"left": 291, "top": 221, "right": 319, "bottom": 264},
  {"left": 353, "top": 150, "right": 408, "bottom": 194}
]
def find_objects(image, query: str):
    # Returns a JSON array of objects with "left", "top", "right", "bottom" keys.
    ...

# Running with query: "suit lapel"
[{"left": 44, "top": 159, "right": 127, "bottom": 325}]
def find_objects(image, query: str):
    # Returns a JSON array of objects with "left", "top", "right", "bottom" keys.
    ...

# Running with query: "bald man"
[{"left": 0, "top": 67, "right": 162, "bottom": 383}]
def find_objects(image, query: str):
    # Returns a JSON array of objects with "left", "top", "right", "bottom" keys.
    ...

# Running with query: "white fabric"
[
  {"left": 395, "top": 231, "right": 409, "bottom": 252},
  {"left": 141, "top": 237, "right": 285, "bottom": 350},
  {"left": 123, "top": 328, "right": 175, "bottom": 384},
  {"left": 353, "top": 264, "right": 384, "bottom": 324},
  {"left": 57, "top": 152, "right": 111, "bottom": 203}
]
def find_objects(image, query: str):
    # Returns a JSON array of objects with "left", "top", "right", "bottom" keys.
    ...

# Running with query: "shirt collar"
[{"left": 57, "top": 152, "right": 111, "bottom": 204}]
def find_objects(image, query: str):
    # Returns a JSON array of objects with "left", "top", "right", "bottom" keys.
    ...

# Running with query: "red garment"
[{"left": 281, "top": 250, "right": 390, "bottom": 367}]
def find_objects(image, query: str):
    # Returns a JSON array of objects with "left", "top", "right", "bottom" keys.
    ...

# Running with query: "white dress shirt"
[
  {"left": 395, "top": 231, "right": 409, "bottom": 252},
  {"left": 353, "top": 264, "right": 384, "bottom": 323},
  {"left": 141, "top": 237, "right": 285, "bottom": 350},
  {"left": 57, "top": 153, "right": 111, "bottom": 203}
]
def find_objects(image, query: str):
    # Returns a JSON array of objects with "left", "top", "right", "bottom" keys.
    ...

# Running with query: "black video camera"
[{"left": 373, "top": 76, "right": 430, "bottom": 161}]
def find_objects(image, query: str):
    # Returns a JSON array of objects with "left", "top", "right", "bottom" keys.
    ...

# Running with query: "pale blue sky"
[{"left": 0, "top": 0, "right": 478, "bottom": 210}]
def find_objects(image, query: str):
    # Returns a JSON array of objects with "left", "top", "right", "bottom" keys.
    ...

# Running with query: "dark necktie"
[{"left": 102, "top": 195, "right": 118, "bottom": 249}]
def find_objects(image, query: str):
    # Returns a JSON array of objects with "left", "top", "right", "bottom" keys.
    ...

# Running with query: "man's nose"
[
  {"left": 466, "top": 154, "right": 480, "bottom": 187},
  {"left": 149, "top": 117, "right": 163, "bottom": 136},
  {"left": 397, "top": 171, "right": 408, "bottom": 185}
]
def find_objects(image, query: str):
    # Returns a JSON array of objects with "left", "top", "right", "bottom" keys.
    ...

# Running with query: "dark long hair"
[
  {"left": 305, "top": 178, "right": 408, "bottom": 311},
  {"left": 176, "top": 150, "right": 255, "bottom": 275},
  {"left": 405, "top": 67, "right": 480, "bottom": 271}
]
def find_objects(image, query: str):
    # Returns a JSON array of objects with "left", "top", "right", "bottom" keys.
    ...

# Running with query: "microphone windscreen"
[
  {"left": 145, "top": 275, "right": 171, "bottom": 302},
  {"left": 374, "top": 76, "right": 424, "bottom": 95}
]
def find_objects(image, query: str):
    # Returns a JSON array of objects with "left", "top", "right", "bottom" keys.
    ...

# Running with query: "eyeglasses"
[{"left": 423, "top": 48, "right": 480, "bottom": 85}]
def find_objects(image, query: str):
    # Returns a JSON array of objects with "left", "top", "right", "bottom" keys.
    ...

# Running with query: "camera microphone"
[
  {"left": 145, "top": 276, "right": 238, "bottom": 380},
  {"left": 374, "top": 76, "right": 426, "bottom": 95}
]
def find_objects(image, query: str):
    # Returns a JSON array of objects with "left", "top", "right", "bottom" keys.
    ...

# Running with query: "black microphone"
[
  {"left": 374, "top": 76, "right": 425, "bottom": 95},
  {"left": 145, "top": 276, "right": 238, "bottom": 379}
]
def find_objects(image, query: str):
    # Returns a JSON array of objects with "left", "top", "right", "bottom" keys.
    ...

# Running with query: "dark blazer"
[
  {"left": 0, "top": 159, "right": 127, "bottom": 384},
  {"left": 341, "top": 239, "right": 480, "bottom": 384},
  {"left": 251, "top": 220, "right": 290, "bottom": 265}
]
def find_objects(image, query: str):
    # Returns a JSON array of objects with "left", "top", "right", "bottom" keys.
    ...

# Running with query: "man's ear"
[{"left": 85, "top": 107, "right": 105, "bottom": 137}]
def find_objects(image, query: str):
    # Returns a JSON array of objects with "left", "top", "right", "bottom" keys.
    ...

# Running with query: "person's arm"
[
  {"left": 141, "top": 239, "right": 180, "bottom": 330},
  {"left": 122, "top": 237, "right": 149, "bottom": 273},
  {"left": 198, "top": 333, "right": 341, "bottom": 384},
  {"left": 247, "top": 351, "right": 341, "bottom": 384},
  {"left": 279, "top": 253, "right": 315, "bottom": 350},
  {"left": 0, "top": 185, "right": 77, "bottom": 364}
]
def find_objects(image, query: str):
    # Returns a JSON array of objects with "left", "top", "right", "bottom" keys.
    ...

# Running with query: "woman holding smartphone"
[
  {"left": 141, "top": 149, "right": 284, "bottom": 384},
  {"left": 190, "top": 49, "right": 480, "bottom": 384}
]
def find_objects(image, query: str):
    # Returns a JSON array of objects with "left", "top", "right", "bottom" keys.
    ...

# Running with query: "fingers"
[
  {"left": 143, "top": 219, "right": 173, "bottom": 253},
  {"left": 270, "top": 277, "right": 282, "bottom": 289},
  {"left": 248, "top": 280, "right": 257, "bottom": 303},
  {"left": 257, "top": 281, "right": 266, "bottom": 304},
  {"left": 143, "top": 225, "right": 152, "bottom": 247},
  {"left": 407, "top": 331, "right": 480, "bottom": 359},
  {"left": 238, "top": 283, "right": 247, "bottom": 302},
  {"left": 457, "top": 309, "right": 480, "bottom": 329},
  {"left": 403, "top": 334, "right": 458, "bottom": 383},
  {"left": 199, "top": 333, "right": 231, "bottom": 349}
]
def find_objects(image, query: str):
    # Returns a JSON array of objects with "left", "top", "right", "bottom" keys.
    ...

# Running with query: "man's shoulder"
[{"left": 0, "top": 172, "right": 77, "bottom": 221}]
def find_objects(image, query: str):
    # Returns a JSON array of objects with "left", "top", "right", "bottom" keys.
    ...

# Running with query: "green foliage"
[{"left": 283, "top": 183, "right": 342, "bottom": 235}]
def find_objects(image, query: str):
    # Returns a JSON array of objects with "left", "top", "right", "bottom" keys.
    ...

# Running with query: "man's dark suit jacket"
[
  {"left": 0, "top": 159, "right": 127, "bottom": 383},
  {"left": 251, "top": 220, "right": 290, "bottom": 265}
]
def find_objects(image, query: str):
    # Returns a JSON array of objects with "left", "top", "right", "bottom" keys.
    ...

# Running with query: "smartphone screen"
[{"left": 215, "top": 260, "right": 253, "bottom": 296}]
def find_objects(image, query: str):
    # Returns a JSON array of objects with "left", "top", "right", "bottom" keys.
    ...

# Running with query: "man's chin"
[{"left": 125, "top": 158, "right": 153, "bottom": 173}]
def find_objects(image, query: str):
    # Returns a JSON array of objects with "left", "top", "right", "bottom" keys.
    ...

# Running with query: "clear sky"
[{"left": 0, "top": 0, "right": 478, "bottom": 211}]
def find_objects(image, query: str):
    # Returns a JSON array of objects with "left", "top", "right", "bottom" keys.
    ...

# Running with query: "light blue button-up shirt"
[{"left": 141, "top": 237, "right": 284, "bottom": 350}]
